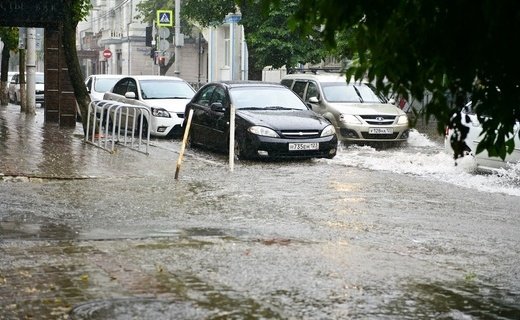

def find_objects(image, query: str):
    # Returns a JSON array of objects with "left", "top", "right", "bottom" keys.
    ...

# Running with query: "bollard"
[{"left": 175, "top": 109, "right": 194, "bottom": 180}]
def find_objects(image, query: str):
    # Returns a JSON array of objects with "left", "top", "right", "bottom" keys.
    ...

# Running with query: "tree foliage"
[
  {"left": 273, "top": 0, "right": 520, "bottom": 160},
  {"left": 137, "top": 0, "right": 326, "bottom": 79},
  {"left": 0, "top": 27, "right": 18, "bottom": 105},
  {"left": 238, "top": 0, "right": 325, "bottom": 75}
]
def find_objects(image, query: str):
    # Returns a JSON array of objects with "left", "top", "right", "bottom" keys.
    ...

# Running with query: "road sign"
[
  {"left": 103, "top": 49, "right": 112, "bottom": 59},
  {"left": 159, "top": 39, "right": 170, "bottom": 51},
  {"left": 159, "top": 27, "right": 170, "bottom": 39},
  {"left": 157, "top": 10, "right": 173, "bottom": 27}
]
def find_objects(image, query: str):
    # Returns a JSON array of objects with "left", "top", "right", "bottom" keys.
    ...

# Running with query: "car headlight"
[
  {"left": 321, "top": 124, "right": 336, "bottom": 137},
  {"left": 151, "top": 107, "right": 171, "bottom": 118},
  {"left": 248, "top": 126, "right": 280, "bottom": 137},
  {"left": 339, "top": 114, "right": 362, "bottom": 124},
  {"left": 397, "top": 115, "right": 408, "bottom": 125}
]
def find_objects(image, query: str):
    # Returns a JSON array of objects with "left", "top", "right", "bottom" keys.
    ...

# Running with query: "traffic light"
[{"left": 145, "top": 26, "right": 153, "bottom": 47}]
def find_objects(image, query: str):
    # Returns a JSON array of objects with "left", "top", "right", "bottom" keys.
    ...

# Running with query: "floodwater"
[{"left": 1, "top": 105, "right": 519, "bottom": 319}]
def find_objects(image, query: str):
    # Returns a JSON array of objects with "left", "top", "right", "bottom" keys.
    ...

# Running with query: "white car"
[
  {"left": 103, "top": 75, "right": 196, "bottom": 137},
  {"left": 85, "top": 74, "right": 125, "bottom": 102},
  {"left": 281, "top": 72, "right": 409, "bottom": 145},
  {"left": 8, "top": 72, "right": 45, "bottom": 106},
  {"left": 445, "top": 104, "right": 520, "bottom": 171}
]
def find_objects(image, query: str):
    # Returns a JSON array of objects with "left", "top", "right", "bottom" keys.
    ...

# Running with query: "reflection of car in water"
[
  {"left": 281, "top": 72, "right": 409, "bottom": 146},
  {"left": 445, "top": 103, "right": 520, "bottom": 172},
  {"left": 184, "top": 81, "right": 337, "bottom": 160},
  {"left": 103, "top": 75, "right": 196, "bottom": 137},
  {"left": 8, "top": 72, "right": 45, "bottom": 107}
]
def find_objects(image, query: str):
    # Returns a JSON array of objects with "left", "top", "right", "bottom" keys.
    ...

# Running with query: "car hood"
[
  {"left": 144, "top": 98, "right": 192, "bottom": 112},
  {"left": 327, "top": 102, "right": 405, "bottom": 115},
  {"left": 237, "top": 109, "right": 331, "bottom": 130}
]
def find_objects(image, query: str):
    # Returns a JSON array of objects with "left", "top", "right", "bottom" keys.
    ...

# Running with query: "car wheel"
[
  {"left": 234, "top": 137, "right": 251, "bottom": 160},
  {"left": 135, "top": 116, "right": 149, "bottom": 137}
]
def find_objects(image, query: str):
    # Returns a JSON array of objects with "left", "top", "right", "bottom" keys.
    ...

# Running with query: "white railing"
[{"left": 84, "top": 100, "right": 151, "bottom": 155}]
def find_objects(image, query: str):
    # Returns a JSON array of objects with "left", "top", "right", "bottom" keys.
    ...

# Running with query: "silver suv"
[{"left": 281, "top": 72, "right": 409, "bottom": 145}]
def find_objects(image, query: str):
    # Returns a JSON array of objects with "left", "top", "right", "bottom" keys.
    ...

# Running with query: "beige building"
[{"left": 76, "top": 0, "right": 209, "bottom": 87}]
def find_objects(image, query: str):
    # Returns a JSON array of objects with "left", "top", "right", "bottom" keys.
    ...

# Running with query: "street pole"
[
  {"left": 26, "top": 27, "right": 36, "bottom": 114},
  {"left": 174, "top": 0, "right": 180, "bottom": 75}
]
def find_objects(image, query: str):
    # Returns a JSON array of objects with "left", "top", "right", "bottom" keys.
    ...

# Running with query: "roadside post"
[
  {"left": 229, "top": 104, "right": 235, "bottom": 172},
  {"left": 175, "top": 109, "right": 194, "bottom": 180}
]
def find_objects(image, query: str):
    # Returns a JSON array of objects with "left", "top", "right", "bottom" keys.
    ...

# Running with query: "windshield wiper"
[
  {"left": 264, "top": 106, "right": 293, "bottom": 110},
  {"left": 352, "top": 86, "right": 364, "bottom": 103},
  {"left": 238, "top": 106, "right": 265, "bottom": 110}
]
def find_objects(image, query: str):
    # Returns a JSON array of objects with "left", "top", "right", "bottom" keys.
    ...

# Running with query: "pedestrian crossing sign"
[{"left": 157, "top": 10, "right": 173, "bottom": 27}]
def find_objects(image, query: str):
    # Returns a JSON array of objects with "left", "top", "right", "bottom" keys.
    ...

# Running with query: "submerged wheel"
[
  {"left": 234, "top": 138, "right": 251, "bottom": 160},
  {"left": 136, "top": 116, "right": 149, "bottom": 137}
]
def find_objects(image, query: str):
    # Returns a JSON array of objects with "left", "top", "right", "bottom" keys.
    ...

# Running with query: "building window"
[{"left": 224, "top": 27, "right": 230, "bottom": 67}]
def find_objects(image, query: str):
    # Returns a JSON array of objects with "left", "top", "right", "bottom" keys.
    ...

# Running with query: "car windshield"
[
  {"left": 140, "top": 80, "right": 195, "bottom": 99},
  {"left": 94, "top": 78, "right": 121, "bottom": 92},
  {"left": 35, "top": 74, "right": 44, "bottom": 84},
  {"left": 322, "top": 82, "right": 385, "bottom": 103},
  {"left": 230, "top": 86, "right": 308, "bottom": 110}
]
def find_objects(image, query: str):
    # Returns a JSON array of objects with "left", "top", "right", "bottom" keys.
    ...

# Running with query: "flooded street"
[{"left": 1, "top": 105, "right": 520, "bottom": 319}]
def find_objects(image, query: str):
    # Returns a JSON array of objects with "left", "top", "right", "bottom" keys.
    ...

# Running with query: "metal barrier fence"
[{"left": 84, "top": 100, "right": 151, "bottom": 154}]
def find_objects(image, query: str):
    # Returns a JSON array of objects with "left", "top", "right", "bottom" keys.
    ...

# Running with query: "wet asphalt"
[{"left": 1, "top": 104, "right": 520, "bottom": 319}]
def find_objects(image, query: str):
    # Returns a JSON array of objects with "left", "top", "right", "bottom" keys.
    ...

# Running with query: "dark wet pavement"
[
  {"left": 0, "top": 104, "right": 181, "bottom": 180},
  {"left": 1, "top": 104, "right": 520, "bottom": 319}
]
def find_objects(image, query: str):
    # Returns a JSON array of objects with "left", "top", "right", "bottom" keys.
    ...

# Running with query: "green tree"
[
  {"left": 237, "top": 0, "right": 324, "bottom": 79},
  {"left": 271, "top": 0, "right": 520, "bottom": 160},
  {"left": 138, "top": 0, "right": 325, "bottom": 79},
  {"left": 135, "top": 0, "right": 194, "bottom": 75},
  {"left": 0, "top": 27, "right": 18, "bottom": 106}
]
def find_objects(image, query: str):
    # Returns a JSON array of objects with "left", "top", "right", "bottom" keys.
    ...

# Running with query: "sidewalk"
[{"left": 0, "top": 104, "right": 180, "bottom": 180}]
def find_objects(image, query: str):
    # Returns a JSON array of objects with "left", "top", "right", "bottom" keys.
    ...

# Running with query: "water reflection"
[
  {"left": 382, "top": 281, "right": 520, "bottom": 319},
  {"left": 0, "top": 221, "right": 78, "bottom": 240},
  {"left": 38, "top": 122, "right": 79, "bottom": 177}
]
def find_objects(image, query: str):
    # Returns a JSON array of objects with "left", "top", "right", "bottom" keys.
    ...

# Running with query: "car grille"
[
  {"left": 361, "top": 132, "right": 400, "bottom": 139},
  {"left": 280, "top": 130, "right": 321, "bottom": 139},
  {"left": 360, "top": 115, "right": 396, "bottom": 125}
]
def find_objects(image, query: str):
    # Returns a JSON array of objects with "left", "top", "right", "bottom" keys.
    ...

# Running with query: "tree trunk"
[
  {"left": 61, "top": 3, "right": 91, "bottom": 135},
  {"left": 0, "top": 45, "right": 10, "bottom": 106}
]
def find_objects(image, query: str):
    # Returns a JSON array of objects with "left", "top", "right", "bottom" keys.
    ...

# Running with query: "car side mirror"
[
  {"left": 125, "top": 92, "right": 136, "bottom": 99},
  {"left": 388, "top": 98, "right": 396, "bottom": 105},
  {"left": 308, "top": 96, "right": 319, "bottom": 104},
  {"left": 210, "top": 102, "right": 225, "bottom": 112}
]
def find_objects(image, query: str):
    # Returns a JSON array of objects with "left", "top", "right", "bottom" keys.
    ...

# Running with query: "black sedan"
[{"left": 184, "top": 81, "right": 338, "bottom": 160}]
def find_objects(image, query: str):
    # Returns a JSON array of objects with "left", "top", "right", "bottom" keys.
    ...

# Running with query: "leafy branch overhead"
[{"left": 267, "top": 0, "right": 520, "bottom": 160}]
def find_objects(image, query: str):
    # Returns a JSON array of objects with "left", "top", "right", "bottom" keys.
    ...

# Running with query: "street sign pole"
[{"left": 174, "top": 0, "right": 181, "bottom": 75}]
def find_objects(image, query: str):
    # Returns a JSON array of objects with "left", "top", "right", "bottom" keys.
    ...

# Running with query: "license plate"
[
  {"left": 369, "top": 127, "right": 393, "bottom": 134},
  {"left": 289, "top": 143, "right": 319, "bottom": 151}
]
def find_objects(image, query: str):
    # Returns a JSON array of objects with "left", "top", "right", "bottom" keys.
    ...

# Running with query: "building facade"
[{"left": 76, "top": 0, "right": 207, "bottom": 86}]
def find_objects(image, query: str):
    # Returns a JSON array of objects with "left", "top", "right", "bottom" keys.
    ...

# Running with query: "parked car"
[
  {"left": 103, "top": 75, "right": 196, "bottom": 137},
  {"left": 85, "top": 74, "right": 125, "bottom": 102},
  {"left": 184, "top": 81, "right": 337, "bottom": 160},
  {"left": 8, "top": 72, "right": 45, "bottom": 107},
  {"left": 281, "top": 72, "right": 409, "bottom": 145},
  {"left": 78, "top": 74, "right": 125, "bottom": 122},
  {"left": 444, "top": 103, "right": 520, "bottom": 172},
  {"left": 8, "top": 73, "right": 20, "bottom": 104}
]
